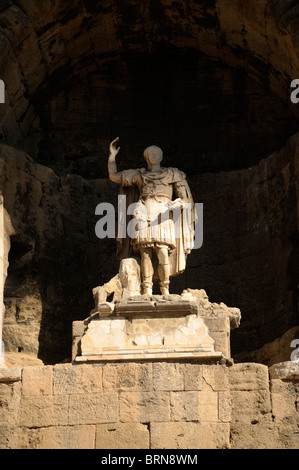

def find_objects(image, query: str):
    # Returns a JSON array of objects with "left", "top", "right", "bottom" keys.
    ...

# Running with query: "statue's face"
[{"left": 144, "top": 146, "right": 163, "bottom": 167}]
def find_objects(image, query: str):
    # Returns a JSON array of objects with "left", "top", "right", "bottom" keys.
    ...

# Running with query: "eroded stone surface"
[
  {"left": 78, "top": 297, "right": 223, "bottom": 361},
  {"left": 19, "top": 425, "right": 96, "bottom": 450},
  {"left": 0, "top": 366, "right": 21, "bottom": 383},
  {"left": 96, "top": 423, "right": 149, "bottom": 450},
  {"left": 150, "top": 422, "right": 230, "bottom": 449},
  {"left": 75, "top": 292, "right": 239, "bottom": 361},
  {"left": 269, "top": 361, "right": 299, "bottom": 381},
  {"left": 22, "top": 366, "right": 52, "bottom": 396},
  {"left": 0, "top": 362, "right": 298, "bottom": 449}
]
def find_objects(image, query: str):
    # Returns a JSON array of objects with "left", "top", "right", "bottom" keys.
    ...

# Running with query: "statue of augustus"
[{"left": 108, "top": 137, "right": 196, "bottom": 295}]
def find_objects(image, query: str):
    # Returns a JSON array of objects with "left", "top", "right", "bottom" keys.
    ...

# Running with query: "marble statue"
[{"left": 108, "top": 137, "right": 196, "bottom": 295}]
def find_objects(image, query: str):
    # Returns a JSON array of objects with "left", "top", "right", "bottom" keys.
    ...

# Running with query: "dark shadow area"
[{"left": 23, "top": 47, "right": 298, "bottom": 179}]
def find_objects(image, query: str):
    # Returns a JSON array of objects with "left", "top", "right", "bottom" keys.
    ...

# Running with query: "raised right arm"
[{"left": 108, "top": 137, "right": 122, "bottom": 184}]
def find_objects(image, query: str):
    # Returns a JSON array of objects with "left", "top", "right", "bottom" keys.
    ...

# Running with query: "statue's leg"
[
  {"left": 155, "top": 246, "right": 170, "bottom": 295},
  {"left": 140, "top": 247, "right": 154, "bottom": 295}
]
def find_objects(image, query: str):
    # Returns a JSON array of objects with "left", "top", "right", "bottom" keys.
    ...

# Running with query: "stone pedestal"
[{"left": 73, "top": 290, "right": 241, "bottom": 363}]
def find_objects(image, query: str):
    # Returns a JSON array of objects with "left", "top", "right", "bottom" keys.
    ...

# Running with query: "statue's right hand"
[{"left": 110, "top": 137, "right": 120, "bottom": 156}]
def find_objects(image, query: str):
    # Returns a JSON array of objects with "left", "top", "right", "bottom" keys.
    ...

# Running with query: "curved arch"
[{"left": 0, "top": 0, "right": 298, "bottom": 174}]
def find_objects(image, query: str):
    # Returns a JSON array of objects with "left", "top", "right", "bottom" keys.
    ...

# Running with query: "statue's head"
[{"left": 143, "top": 146, "right": 163, "bottom": 168}]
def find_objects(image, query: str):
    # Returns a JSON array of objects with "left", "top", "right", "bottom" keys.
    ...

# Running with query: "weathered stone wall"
[
  {"left": 0, "top": 361, "right": 298, "bottom": 449},
  {"left": 0, "top": 198, "right": 15, "bottom": 364},
  {"left": 0, "top": 144, "right": 119, "bottom": 366},
  {"left": 189, "top": 133, "right": 299, "bottom": 359}
]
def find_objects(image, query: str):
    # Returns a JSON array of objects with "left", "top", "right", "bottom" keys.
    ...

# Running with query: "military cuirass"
[{"left": 139, "top": 172, "right": 174, "bottom": 202}]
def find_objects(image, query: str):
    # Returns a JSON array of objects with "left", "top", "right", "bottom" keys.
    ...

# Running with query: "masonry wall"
[{"left": 0, "top": 361, "right": 298, "bottom": 449}]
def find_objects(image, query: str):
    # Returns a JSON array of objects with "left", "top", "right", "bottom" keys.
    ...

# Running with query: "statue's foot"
[
  {"left": 160, "top": 280, "right": 170, "bottom": 296},
  {"left": 142, "top": 280, "right": 153, "bottom": 296},
  {"left": 160, "top": 287, "right": 169, "bottom": 295},
  {"left": 143, "top": 288, "right": 152, "bottom": 295}
]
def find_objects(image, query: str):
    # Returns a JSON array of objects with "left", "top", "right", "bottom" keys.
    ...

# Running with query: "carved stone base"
[
  {"left": 73, "top": 291, "right": 241, "bottom": 363},
  {"left": 75, "top": 349, "right": 224, "bottom": 363}
]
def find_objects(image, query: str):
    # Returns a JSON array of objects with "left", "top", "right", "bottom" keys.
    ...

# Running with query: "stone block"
[
  {"left": 0, "top": 367, "right": 21, "bottom": 383},
  {"left": 150, "top": 422, "right": 230, "bottom": 449},
  {"left": 271, "top": 392, "right": 296, "bottom": 422},
  {"left": 68, "top": 393, "right": 118, "bottom": 425},
  {"left": 270, "top": 378, "right": 296, "bottom": 395},
  {"left": 18, "top": 425, "right": 96, "bottom": 449},
  {"left": 229, "top": 363, "right": 269, "bottom": 391},
  {"left": 182, "top": 363, "right": 203, "bottom": 391},
  {"left": 96, "top": 423, "right": 149, "bottom": 449},
  {"left": 145, "top": 362, "right": 203, "bottom": 393},
  {"left": 207, "top": 331, "right": 229, "bottom": 357},
  {"left": 203, "top": 316, "right": 229, "bottom": 332},
  {"left": 219, "top": 391, "right": 232, "bottom": 423},
  {"left": 270, "top": 379, "right": 298, "bottom": 422},
  {"left": 20, "top": 395, "right": 69, "bottom": 428},
  {"left": 197, "top": 390, "right": 219, "bottom": 422},
  {"left": 103, "top": 363, "right": 151, "bottom": 392},
  {"left": 0, "top": 425, "right": 19, "bottom": 449},
  {"left": 230, "top": 390, "right": 271, "bottom": 423},
  {"left": 203, "top": 317, "right": 231, "bottom": 356},
  {"left": 202, "top": 364, "right": 228, "bottom": 391},
  {"left": 22, "top": 366, "right": 53, "bottom": 396},
  {"left": 170, "top": 391, "right": 198, "bottom": 421},
  {"left": 169, "top": 389, "right": 219, "bottom": 423},
  {"left": 3, "top": 321, "right": 40, "bottom": 356},
  {"left": 274, "top": 422, "right": 299, "bottom": 448},
  {"left": 0, "top": 382, "right": 21, "bottom": 427},
  {"left": 269, "top": 361, "right": 299, "bottom": 381},
  {"left": 153, "top": 363, "right": 184, "bottom": 391},
  {"left": 230, "top": 420, "right": 280, "bottom": 449},
  {"left": 54, "top": 363, "right": 102, "bottom": 395},
  {"left": 119, "top": 391, "right": 170, "bottom": 423},
  {"left": 4, "top": 353, "right": 43, "bottom": 368}
]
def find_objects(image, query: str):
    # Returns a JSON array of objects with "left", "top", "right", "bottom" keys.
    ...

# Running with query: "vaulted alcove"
[{"left": 0, "top": 0, "right": 298, "bottom": 364}]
